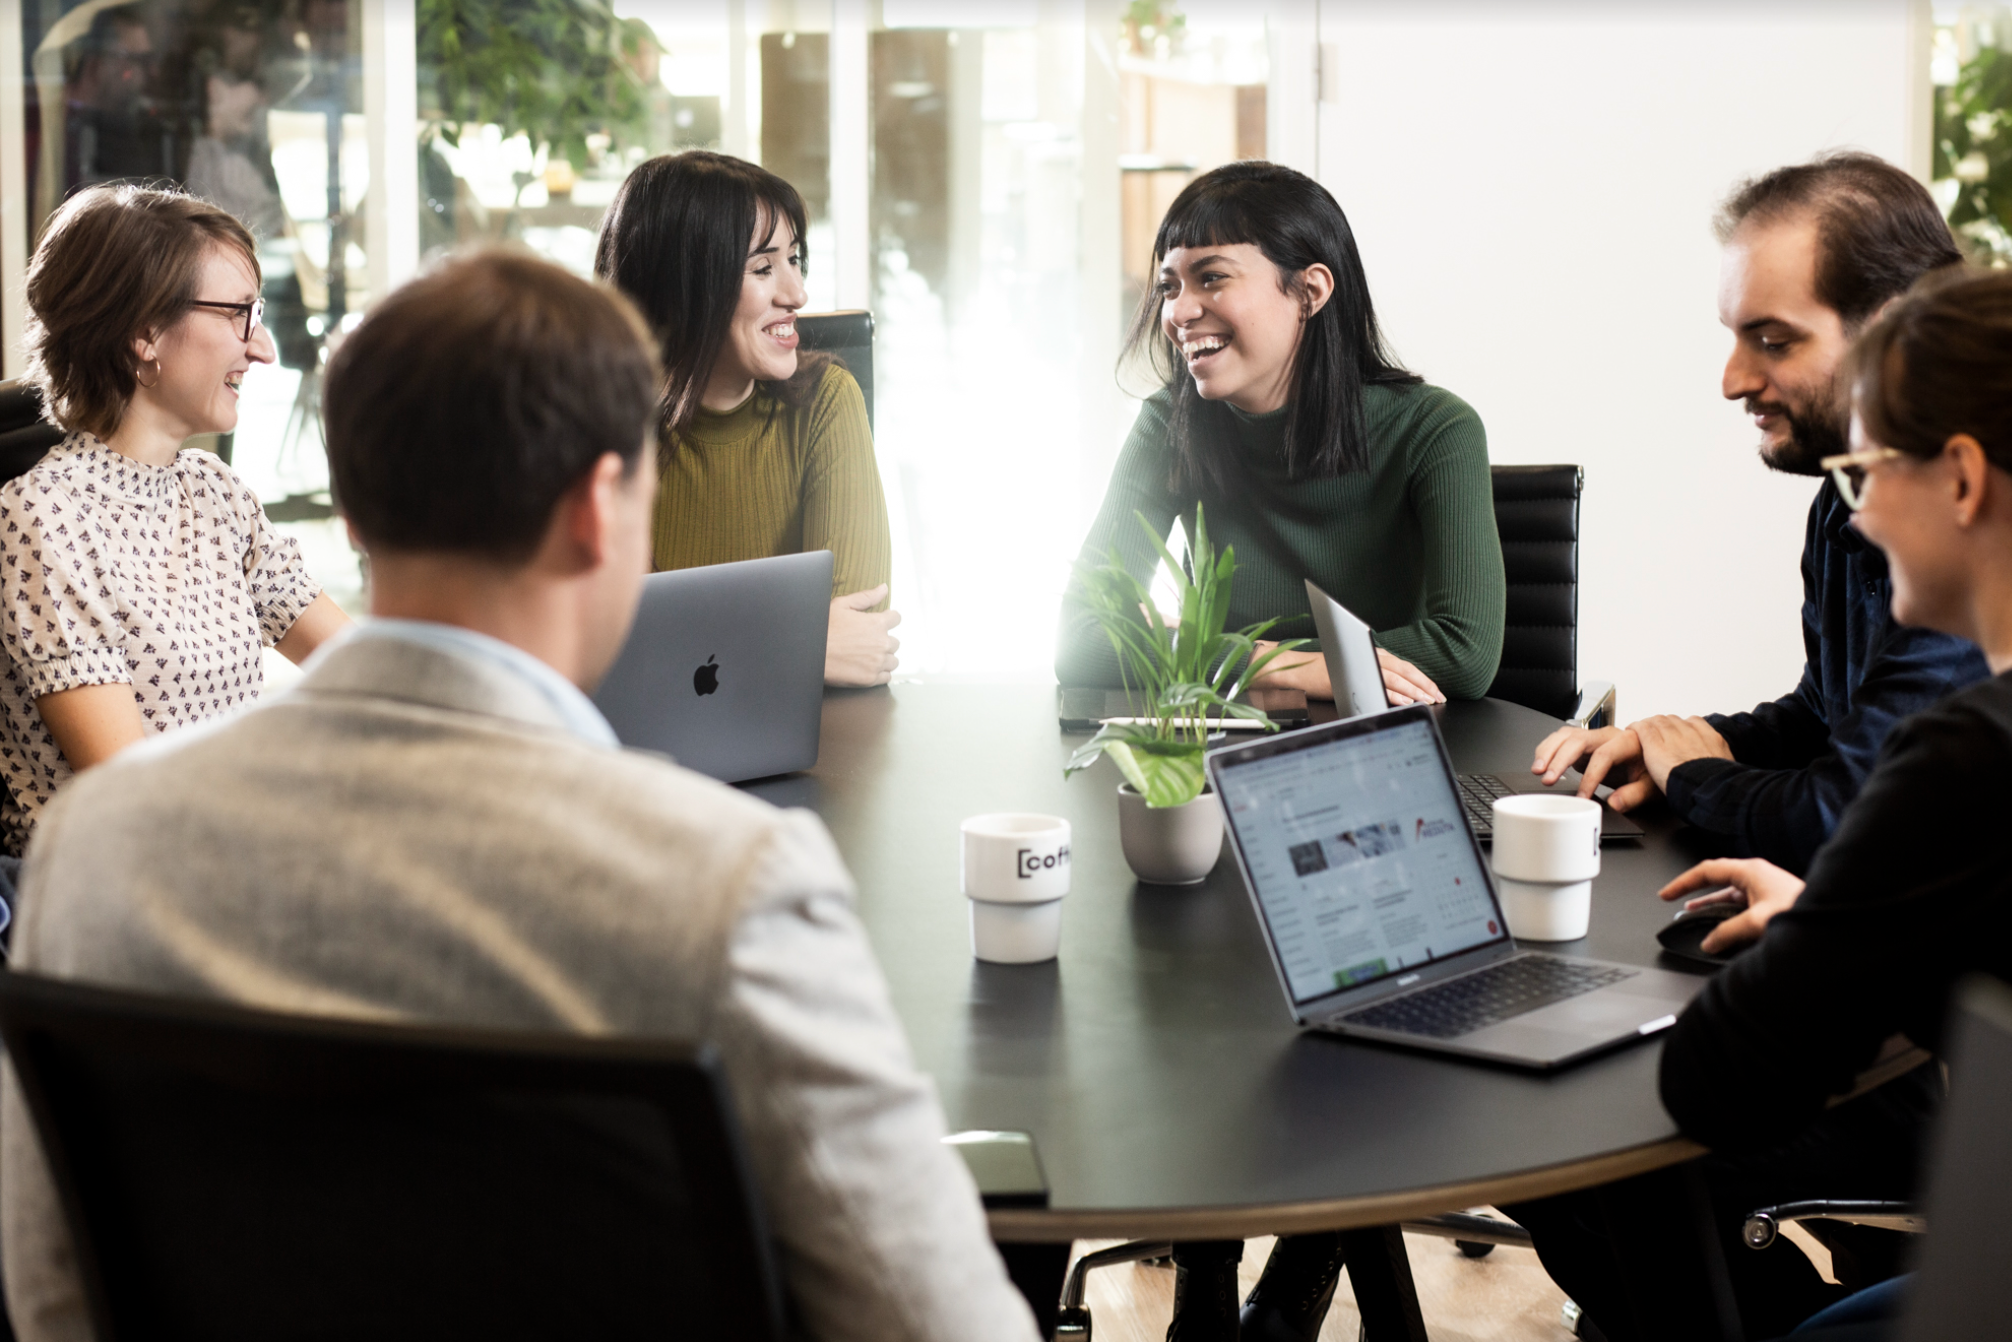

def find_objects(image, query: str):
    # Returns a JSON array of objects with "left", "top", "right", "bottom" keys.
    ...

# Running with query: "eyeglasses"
[
  {"left": 1819, "top": 446, "right": 1904, "bottom": 511},
  {"left": 188, "top": 298, "right": 265, "bottom": 343}
]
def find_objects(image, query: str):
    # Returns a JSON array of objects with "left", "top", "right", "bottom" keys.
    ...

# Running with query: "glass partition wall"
[
  {"left": 15, "top": 0, "right": 372, "bottom": 608},
  {"left": 6, "top": 0, "right": 1278, "bottom": 674}
]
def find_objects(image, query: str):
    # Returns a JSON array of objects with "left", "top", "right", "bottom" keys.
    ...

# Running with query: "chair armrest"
[
  {"left": 1056, "top": 1239, "right": 1174, "bottom": 1337},
  {"left": 1742, "top": 1201, "right": 1924, "bottom": 1250},
  {"left": 1401, "top": 1212, "right": 1532, "bottom": 1249},
  {"left": 1569, "top": 681, "right": 1616, "bottom": 731}
]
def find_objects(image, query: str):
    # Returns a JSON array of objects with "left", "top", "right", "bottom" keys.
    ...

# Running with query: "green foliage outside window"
[
  {"left": 1935, "top": 36, "right": 2012, "bottom": 262},
  {"left": 417, "top": 0, "right": 653, "bottom": 167},
  {"left": 1122, "top": 1, "right": 1187, "bottom": 58}
]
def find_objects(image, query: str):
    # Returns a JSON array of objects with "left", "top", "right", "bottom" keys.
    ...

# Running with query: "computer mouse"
[{"left": 1656, "top": 904, "right": 1750, "bottom": 969}]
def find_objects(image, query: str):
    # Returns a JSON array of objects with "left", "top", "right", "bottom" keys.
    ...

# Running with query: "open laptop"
[
  {"left": 591, "top": 551, "right": 831, "bottom": 783},
  {"left": 1304, "top": 580, "right": 1642, "bottom": 842},
  {"left": 1206, "top": 705, "right": 1699, "bottom": 1069}
]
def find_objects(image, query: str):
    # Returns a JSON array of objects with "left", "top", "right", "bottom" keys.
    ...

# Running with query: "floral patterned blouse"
[{"left": 0, "top": 433, "right": 320, "bottom": 853}]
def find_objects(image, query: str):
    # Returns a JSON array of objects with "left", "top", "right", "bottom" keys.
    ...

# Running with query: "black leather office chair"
[
  {"left": 0, "top": 970, "right": 787, "bottom": 1342},
  {"left": 1736, "top": 977, "right": 2012, "bottom": 1341},
  {"left": 0, "top": 381, "right": 63, "bottom": 485},
  {"left": 795, "top": 310, "right": 874, "bottom": 430},
  {"left": 1486, "top": 465, "right": 1615, "bottom": 730}
]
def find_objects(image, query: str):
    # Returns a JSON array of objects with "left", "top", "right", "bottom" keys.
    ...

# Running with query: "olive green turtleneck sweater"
[
  {"left": 652, "top": 365, "right": 892, "bottom": 605},
  {"left": 1056, "top": 381, "right": 1505, "bottom": 699}
]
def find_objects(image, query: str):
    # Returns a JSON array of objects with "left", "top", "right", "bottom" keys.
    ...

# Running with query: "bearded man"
[{"left": 1532, "top": 151, "right": 1990, "bottom": 873}]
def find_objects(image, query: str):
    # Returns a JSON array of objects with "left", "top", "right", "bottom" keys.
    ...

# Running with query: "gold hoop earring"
[{"left": 136, "top": 358, "right": 161, "bottom": 390}]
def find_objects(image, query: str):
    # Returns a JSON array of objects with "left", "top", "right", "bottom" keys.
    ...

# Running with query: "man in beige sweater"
[{"left": 0, "top": 251, "right": 1040, "bottom": 1342}]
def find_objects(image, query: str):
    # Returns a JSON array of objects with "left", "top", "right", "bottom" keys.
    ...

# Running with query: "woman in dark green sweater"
[
  {"left": 1057, "top": 162, "right": 1504, "bottom": 706},
  {"left": 1076, "top": 164, "right": 1506, "bottom": 1342}
]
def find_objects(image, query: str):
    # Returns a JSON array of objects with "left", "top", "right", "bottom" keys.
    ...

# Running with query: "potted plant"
[{"left": 1065, "top": 506, "right": 1307, "bottom": 884}]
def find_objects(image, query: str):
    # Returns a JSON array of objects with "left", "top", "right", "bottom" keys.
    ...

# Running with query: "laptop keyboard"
[
  {"left": 1339, "top": 956, "right": 1638, "bottom": 1040},
  {"left": 1455, "top": 773, "right": 1513, "bottom": 838}
]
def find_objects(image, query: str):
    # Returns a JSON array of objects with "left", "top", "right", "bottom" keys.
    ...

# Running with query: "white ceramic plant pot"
[{"left": 1117, "top": 784, "right": 1224, "bottom": 886}]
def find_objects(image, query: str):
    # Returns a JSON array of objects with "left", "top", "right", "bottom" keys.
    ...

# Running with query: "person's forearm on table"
[{"left": 1373, "top": 617, "right": 1500, "bottom": 702}]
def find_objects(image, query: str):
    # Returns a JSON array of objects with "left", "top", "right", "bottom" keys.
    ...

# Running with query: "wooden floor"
[{"left": 1067, "top": 1214, "right": 1576, "bottom": 1342}]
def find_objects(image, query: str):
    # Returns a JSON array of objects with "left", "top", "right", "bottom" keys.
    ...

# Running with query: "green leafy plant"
[
  {"left": 418, "top": 0, "right": 653, "bottom": 168},
  {"left": 1121, "top": 1, "right": 1188, "bottom": 58},
  {"left": 1936, "top": 35, "right": 2012, "bottom": 262},
  {"left": 1064, "top": 506, "right": 1308, "bottom": 808}
]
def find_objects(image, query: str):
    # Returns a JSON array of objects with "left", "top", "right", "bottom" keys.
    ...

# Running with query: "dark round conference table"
[{"left": 745, "top": 682, "right": 1727, "bottom": 1254}]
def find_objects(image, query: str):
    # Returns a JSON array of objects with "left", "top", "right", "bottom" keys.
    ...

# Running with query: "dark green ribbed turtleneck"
[{"left": 1056, "top": 381, "right": 1505, "bottom": 699}]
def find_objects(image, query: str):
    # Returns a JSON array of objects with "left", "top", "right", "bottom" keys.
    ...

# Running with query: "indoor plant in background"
[{"left": 1065, "top": 507, "right": 1307, "bottom": 884}]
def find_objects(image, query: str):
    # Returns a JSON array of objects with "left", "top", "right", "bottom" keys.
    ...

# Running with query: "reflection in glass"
[
  {"left": 865, "top": 17, "right": 1080, "bottom": 676},
  {"left": 860, "top": 6, "right": 1266, "bottom": 676},
  {"left": 416, "top": 0, "right": 832, "bottom": 310},
  {"left": 22, "top": 0, "right": 369, "bottom": 610}
]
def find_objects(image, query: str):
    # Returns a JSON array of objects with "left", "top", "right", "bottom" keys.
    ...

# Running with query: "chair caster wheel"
[{"left": 1455, "top": 1239, "right": 1495, "bottom": 1258}]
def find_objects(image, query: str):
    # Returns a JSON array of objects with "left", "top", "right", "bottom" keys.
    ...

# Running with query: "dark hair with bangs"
[
  {"left": 1126, "top": 161, "right": 1418, "bottom": 493},
  {"left": 1715, "top": 151, "right": 1961, "bottom": 331},
  {"left": 594, "top": 151, "right": 833, "bottom": 453},
  {"left": 1851, "top": 267, "right": 2012, "bottom": 475}
]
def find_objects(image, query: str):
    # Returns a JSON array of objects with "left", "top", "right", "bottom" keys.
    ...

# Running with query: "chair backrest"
[
  {"left": 0, "top": 971, "right": 786, "bottom": 1342},
  {"left": 1485, "top": 464, "right": 1582, "bottom": 720},
  {"left": 1898, "top": 974, "right": 2012, "bottom": 1342},
  {"left": 796, "top": 309, "right": 875, "bottom": 430},
  {"left": 0, "top": 380, "right": 64, "bottom": 484}
]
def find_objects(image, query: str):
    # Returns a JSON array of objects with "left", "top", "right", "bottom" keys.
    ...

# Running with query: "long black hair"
[
  {"left": 594, "top": 151, "right": 832, "bottom": 450},
  {"left": 1126, "top": 161, "right": 1417, "bottom": 493}
]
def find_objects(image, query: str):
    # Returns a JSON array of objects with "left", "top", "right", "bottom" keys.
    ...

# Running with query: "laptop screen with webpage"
[{"left": 1213, "top": 714, "right": 1511, "bottom": 1008}]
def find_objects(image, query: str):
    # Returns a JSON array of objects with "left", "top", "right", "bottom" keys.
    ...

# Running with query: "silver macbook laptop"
[
  {"left": 592, "top": 551, "right": 831, "bottom": 783},
  {"left": 1303, "top": 580, "right": 1643, "bottom": 842},
  {"left": 1206, "top": 705, "right": 1699, "bottom": 1070}
]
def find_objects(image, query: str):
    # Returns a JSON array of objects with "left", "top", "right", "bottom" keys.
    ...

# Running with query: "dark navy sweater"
[{"left": 1663, "top": 479, "right": 1990, "bottom": 874}]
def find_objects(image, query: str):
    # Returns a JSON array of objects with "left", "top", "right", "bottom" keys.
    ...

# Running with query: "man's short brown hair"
[
  {"left": 1715, "top": 151, "right": 1962, "bottom": 331},
  {"left": 24, "top": 184, "right": 260, "bottom": 437},
  {"left": 323, "top": 250, "right": 660, "bottom": 563}
]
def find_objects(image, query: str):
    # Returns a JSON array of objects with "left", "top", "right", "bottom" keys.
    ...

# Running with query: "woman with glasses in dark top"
[
  {"left": 0, "top": 184, "right": 349, "bottom": 857},
  {"left": 1511, "top": 268, "right": 2012, "bottom": 1342}
]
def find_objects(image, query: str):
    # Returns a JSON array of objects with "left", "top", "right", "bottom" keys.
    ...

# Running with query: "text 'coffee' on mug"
[{"left": 961, "top": 814, "right": 1070, "bottom": 963}]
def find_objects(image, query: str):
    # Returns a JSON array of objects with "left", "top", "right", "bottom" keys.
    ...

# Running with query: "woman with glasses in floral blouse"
[{"left": 0, "top": 183, "right": 349, "bottom": 856}]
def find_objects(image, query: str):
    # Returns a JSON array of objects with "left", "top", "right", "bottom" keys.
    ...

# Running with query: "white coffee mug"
[
  {"left": 961, "top": 814, "right": 1071, "bottom": 963},
  {"left": 1490, "top": 794, "right": 1601, "bottom": 942}
]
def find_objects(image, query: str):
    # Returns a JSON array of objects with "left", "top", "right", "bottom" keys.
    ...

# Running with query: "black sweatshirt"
[
  {"left": 1659, "top": 669, "right": 2012, "bottom": 1154},
  {"left": 1663, "top": 481, "right": 1989, "bottom": 875}
]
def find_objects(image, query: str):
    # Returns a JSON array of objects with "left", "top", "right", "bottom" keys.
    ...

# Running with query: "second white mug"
[{"left": 1490, "top": 794, "right": 1601, "bottom": 942}]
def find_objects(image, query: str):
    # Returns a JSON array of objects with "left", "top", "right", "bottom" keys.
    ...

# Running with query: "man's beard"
[{"left": 1747, "top": 388, "right": 1846, "bottom": 477}]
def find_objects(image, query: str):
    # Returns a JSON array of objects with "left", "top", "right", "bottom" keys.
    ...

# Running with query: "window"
[
  {"left": 1934, "top": 3, "right": 2012, "bottom": 263},
  {"left": 6, "top": 0, "right": 1292, "bottom": 676},
  {"left": 14, "top": 0, "right": 375, "bottom": 610}
]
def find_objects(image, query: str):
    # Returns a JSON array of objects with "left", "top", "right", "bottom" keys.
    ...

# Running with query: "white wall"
[{"left": 1314, "top": 0, "right": 1927, "bottom": 721}]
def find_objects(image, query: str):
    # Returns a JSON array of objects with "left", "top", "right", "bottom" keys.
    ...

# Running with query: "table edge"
[{"left": 985, "top": 1135, "right": 1708, "bottom": 1242}]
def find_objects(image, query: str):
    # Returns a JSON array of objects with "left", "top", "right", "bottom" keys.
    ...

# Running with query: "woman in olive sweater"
[
  {"left": 1056, "top": 162, "right": 1504, "bottom": 706},
  {"left": 596, "top": 151, "right": 900, "bottom": 686}
]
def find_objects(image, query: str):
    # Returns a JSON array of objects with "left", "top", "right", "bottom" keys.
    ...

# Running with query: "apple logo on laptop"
[{"left": 693, "top": 654, "right": 720, "bottom": 696}]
